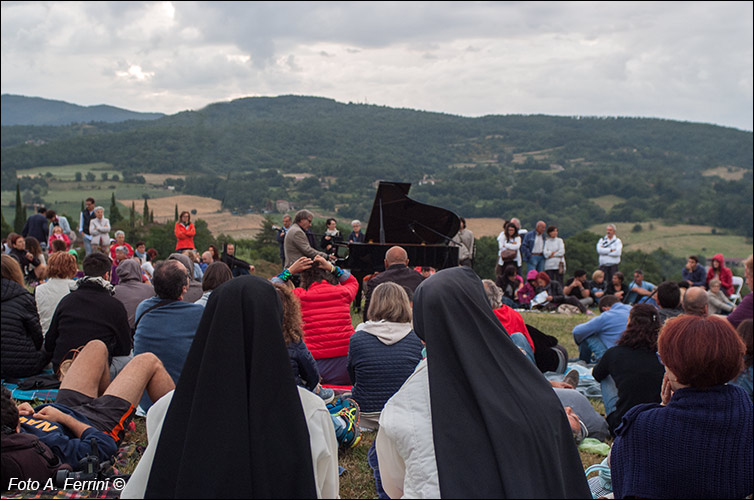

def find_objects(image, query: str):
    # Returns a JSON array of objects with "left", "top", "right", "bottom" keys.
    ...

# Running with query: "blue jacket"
[
  {"left": 572, "top": 302, "right": 631, "bottom": 348},
  {"left": 21, "top": 214, "right": 49, "bottom": 243},
  {"left": 347, "top": 328, "right": 423, "bottom": 413},
  {"left": 520, "top": 230, "right": 537, "bottom": 262},
  {"left": 681, "top": 265, "right": 706, "bottom": 286},
  {"left": 20, "top": 404, "right": 118, "bottom": 468},
  {"left": 133, "top": 297, "right": 204, "bottom": 411},
  {"left": 288, "top": 339, "right": 320, "bottom": 391}
]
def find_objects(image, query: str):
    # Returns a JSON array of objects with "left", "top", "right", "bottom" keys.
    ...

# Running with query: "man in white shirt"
[{"left": 596, "top": 224, "right": 622, "bottom": 284}]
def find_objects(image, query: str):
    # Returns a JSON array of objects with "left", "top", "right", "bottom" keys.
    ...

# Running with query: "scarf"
[
  {"left": 71, "top": 276, "right": 115, "bottom": 295},
  {"left": 355, "top": 320, "right": 413, "bottom": 345}
]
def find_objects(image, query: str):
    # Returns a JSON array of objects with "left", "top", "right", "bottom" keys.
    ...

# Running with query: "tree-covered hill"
[
  {"left": 1, "top": 94, "right": 164, "bottom": 126},
  {"left": 1, "top": 95, "right": 751, "bottom": 238}
]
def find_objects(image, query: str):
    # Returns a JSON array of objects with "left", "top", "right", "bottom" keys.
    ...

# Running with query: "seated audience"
[
  {"left": 167, "top": 253, "right": 204, "bottom": 303},
  {"left": 272, "top": 255, "right": 358, "bottom": 386},
  {"left": 707, "top": 278, "right": 736, "bottom": 315},
  {"left": 133, "top": 260, "right": 204, "bottom": 412},
  {"left": 516, "top": 269, "right": 538, "bottom": 309},
  {"left": 120, "top": 276, "right": 339, "bottom": 499},
  {"left": 140, "top": 248, "right": 158, "bottom": 282},
  {"left": 572, "top": 295, "right": 631, "bottom": 363},
  {"left": 552, "top": 388, "right": 610, "bottom": 443},
  {"left": 34, "top": 252, "right": 78, "bottom": 335},
  {"left": 605, "top": 271, "right": 628, "bottom": 302},
  {"left": 482, "top": 280, "right": 536, "bottom": 362},
  {"left": 1, "top": 255, "right": 48, "bottom": 379},
  {"left": 45, "top": 252, "right": 131, "bottom": 379},
  {"left": 656, "top": 281, "right": 684, "bottom": 324},
  {"left": 375, "top": 267, "right": 590, "bottom": 498},
  {"left": 5, "top": 340, "right": 173, "bottom": 470},
  {"left": 109, "top": 231, "right": 134, "bottom": 263},
  {"left": 48, "top": 225, "right": 71, "bottom": 252},
  {"left": 220, "top": 242, "right": 254, "bottom": 278},
  {"left": 114, "top": 258, "right": 156, "bottom": 329},
  {"left": 592, "top": 304, "right": 665, "bottom": 435},
  {"left": 9, "top": 234, "right": 46, "bottom": 284},
  {"left": 626, "top": 269, "right": 656, "bottom": 305},
  {"left": 348, "top": 282, "right": 423, "bottom": 430},
  {"left": 133, "top": 241, "right": 147, "bottom": 263},
  {"left": 109, "top": 245, "right": 131, "bottom": 286},
  {"left": 682, "top": 255, "right": 706, "bottom": 287},
  {"left": 186, "top": 250, "right": 203, "bottom": 281},
  {"left": 48, "top": 238, "right": 68, "bottom": 255},
  {"left": 563, "top": 269, "right": 594, "bottom": 308},
  {"left": 363, "top": 246, "right": 425, "bottom": 322},
  {"left": 495, "top": 264, "right": 523, "bottom": 307},
  {"left": 683, "top": 286, "right": 709, "bottom": 316},
  {"left": 275, "top": 283, "right": 334, "bottom": 404},
  {"left": 610, "top": 315, "right": 753, "bottom": 499},
  {"left": 731, "top": 319, "right": 752, "bottom": 401},
  {"left": 534, "top": 272, "right": 589, "bottom": 314},
  {"left": 207, "top": 244, "right": 221, "bottom": 262},
  {"left": 727, "top": 254, "right": 753, "bottom": 329},
  {"left": 195, "top": 261, "right": 233, "bottom": 307},
  {"left": 589, "top": 269, "right": 607, "bottom": 303},
  {"left": 706, "top": 252, "right": 735, "bottom": 297},
  {"left": 200, "top": 250, "right": 213, "bottom": 272}
]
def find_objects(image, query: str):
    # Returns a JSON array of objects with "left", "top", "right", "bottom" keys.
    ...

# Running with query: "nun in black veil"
[
  {"left": 131, "top": 275, "right": 333, "bottom": 499},
  {"left": 376, "top": 266, "right": 590, "bottom": 498}
]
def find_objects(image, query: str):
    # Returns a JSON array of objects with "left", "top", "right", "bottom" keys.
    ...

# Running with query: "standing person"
[
  {"left": 21, "top": 207, "right": 49, "bottom": 251},
  {"left": 174, "top": 211, "right": 196, "bottom": 253},
  {"left": 375, "top": 267, "right": 591, "bottom": 498},
  {"left": 543, "top": 225, "right": 565, "bottom": 285},
  {"left": 451, "top": 217, "right": 475, "bottom": 268},
  {"left": 284, "top": 209, "right": 331, "bottom": 267},
  {"left": 596, "top": 224, "right": 622, "bottom": 284},
  {"left": 320, "top": 218, "right": 342, "bottom": 258},
  {"left": 88, "top": 206, "right": 111, "bottom": 254},
  {"left": 275, "top": 214, "right": 293, "bottom": 269},
  {"left": 34, "top": 251, "right": 78, "bottom": 335},
  {"left": 706, "top": 253, "right": 735, "bottom": 297},
  {"left": 610, "top": 315, "right": 752, "bottom": 499},
  {"left": 1, "top": 255, "right": 49, "bottom": 379},
  {"left": 347, "top": 219, "right": 367, "bottom": 313},
  {"left": 521, "top": 220, "right": 547, "bottom": 274},
  {"left": 592, "top": 304, "right": 666, "bottom": 435},
  {"left": 496, "top": 221, "right": 521, "bottom": 280},
  {"left": 79, "top": 198, "right": 96, "bottom": 257}
]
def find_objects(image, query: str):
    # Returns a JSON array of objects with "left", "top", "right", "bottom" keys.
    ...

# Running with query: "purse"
[{"left": 500, "top": 249, "right": 517, "bottom": 261}]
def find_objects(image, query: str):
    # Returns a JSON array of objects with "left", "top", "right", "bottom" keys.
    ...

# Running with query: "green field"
[
  {"left": 588, "top": 220, "right": 753, "bottom": 260},
  {"left": 15, "top": 162, "right": 122, "bottom": 181}
]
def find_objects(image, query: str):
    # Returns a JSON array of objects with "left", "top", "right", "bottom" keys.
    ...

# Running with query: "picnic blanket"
[
  {"left": 545, "top": 361, "right": 602, "bottom": 399},
  {"left": 2, "top": 370, "right": 59, "bottom": 402}
]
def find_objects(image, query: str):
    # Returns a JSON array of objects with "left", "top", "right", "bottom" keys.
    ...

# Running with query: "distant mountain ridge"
[{"left": 1, "top": 94, "right": 164, "bottom": 126}]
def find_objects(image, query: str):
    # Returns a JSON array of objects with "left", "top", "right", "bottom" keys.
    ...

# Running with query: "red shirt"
[{"left": 493, "top": 305, "right": 535, "bottom": 352}]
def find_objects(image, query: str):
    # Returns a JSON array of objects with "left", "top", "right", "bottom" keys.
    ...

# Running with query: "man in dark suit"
[{"left": 363, "top": 246, "right": 425, "bottom": 322}]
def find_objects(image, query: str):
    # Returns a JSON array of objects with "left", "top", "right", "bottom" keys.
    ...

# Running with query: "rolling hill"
[{"left": 1, "top": 94, "right": 164, "bottom": 126}]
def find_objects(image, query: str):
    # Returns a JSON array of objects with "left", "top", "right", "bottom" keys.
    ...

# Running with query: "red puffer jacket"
[
  {"left": 293, "top": 274, "right": 358, "bottom": 359},
  {"left": 706, "top": 253, "right": 734, "bottom": 296}
]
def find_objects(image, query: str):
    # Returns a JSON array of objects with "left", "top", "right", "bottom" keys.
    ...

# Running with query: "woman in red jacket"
[
  {"left": 706, "top": 253, "right": 734, "bottom": 297},
  {"left": 174, "top": 211, "right": 196, "bottom": 252},
  {"left": 272, "top": 255, "right": 358, "bottom": 385}
]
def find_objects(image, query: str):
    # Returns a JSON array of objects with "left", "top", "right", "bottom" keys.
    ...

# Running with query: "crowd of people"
[{"left": 1, "top": 204, "right": 752, "bottom": 498}]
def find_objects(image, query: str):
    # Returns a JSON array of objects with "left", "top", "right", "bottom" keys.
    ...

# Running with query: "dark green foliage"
[
  {"left": 472, "top": 236, "right": 500, "bottom": 280},
  {"left": 174, "top": 204, "right": 178, "bottom": 222},
  {"left": 13, "top": 184, "right": 25, "bottom": 233},
  {"left": 109, "top": 192, "right": 122, "bottom": 224},
  {"left": 142, "top": 199, "right": 149, "bottom": 223},
  {"left": 1, "top": 207, "right": 12, "bottom": 238}
]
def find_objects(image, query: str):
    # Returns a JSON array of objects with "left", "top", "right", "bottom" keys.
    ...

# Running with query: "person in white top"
[
  {"left": 543, "top": 225, "right": 566, "bottom": 285},
  {"left": 34, "top": 252, "right": 77, "bottom": 335},
  {"left": 496, "top": 222, "right": 522, "bottom": 280},
  {"left": 596, "top": 224, "right": 623, "bottom": 284}
]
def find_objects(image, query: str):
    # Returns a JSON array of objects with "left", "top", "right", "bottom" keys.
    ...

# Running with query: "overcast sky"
[{"left": 2, "top": 1, "right": 752, "bottom": 131}]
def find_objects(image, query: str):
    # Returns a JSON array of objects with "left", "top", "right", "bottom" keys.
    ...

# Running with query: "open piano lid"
[{"left": 364, "top": 181, "right": 461, "bottom": 245}]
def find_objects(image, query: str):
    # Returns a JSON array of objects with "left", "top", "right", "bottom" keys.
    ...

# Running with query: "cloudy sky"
[{"left": 2, "top": 1, "right": 752, "bottom": 130}]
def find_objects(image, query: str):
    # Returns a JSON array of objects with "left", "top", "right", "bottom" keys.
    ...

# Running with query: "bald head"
[
  {"left": 385, "top": 246, "right": 409, "bottom": 268},
  {"left": 683, "top": 286, "right": 708, "bottom": 316}
]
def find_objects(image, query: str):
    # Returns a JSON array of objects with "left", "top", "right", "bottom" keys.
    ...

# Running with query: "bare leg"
[
  {"left": 59, "top": 340, "right": 110, "bottom": 398},
  {"left": 103, "top": 353, "right": 175, "bottom": 407}
]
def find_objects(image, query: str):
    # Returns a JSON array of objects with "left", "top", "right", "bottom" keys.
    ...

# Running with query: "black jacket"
[
  {"left": 1, "top": 279, "right": 49, "bottom": 378},
  {"left": 44, "top": 281, "right": 131, "bottom": 371},
  {"left": 363, "top": 264, "right": 425, "bottom": 322}
]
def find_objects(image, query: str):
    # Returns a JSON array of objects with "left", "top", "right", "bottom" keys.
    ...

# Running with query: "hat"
[{"left": 526, "top": 270, "right": 539, "bottom": 280}]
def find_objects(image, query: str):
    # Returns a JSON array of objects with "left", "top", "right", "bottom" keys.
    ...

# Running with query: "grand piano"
[{"left": 335, "top": 181, "right": 461, "bottom": 273}]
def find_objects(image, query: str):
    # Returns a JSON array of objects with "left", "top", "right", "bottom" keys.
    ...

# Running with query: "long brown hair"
[
  {"left": 1, "top": 254, "right": 25, "bottom": 286},
  {"left": 274, "top": 283, "right": 305, "bottom": 345}
]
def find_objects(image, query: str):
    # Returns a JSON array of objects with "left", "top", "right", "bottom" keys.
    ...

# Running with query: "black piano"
[{"left": 335, "top": 181, "right": 461, "bottom": 273}]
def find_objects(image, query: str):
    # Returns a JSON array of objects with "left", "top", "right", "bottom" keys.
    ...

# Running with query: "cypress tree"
[
  {"left": 1, "top": 207, "right": 13, "bottom": 238},
  {"left": 109, "top": 192, "right": 122, "bottom": 223},
  {"left": 14, "top": 184, "right": 25, "bottom": 233},
  {"left": 129, "top": 202, "right": 136, "bottom": 230},
  {"left": 143, "top": 198, "right": 150, "bottom": 223},
  {"left": 174, "top": 204, "right": 179, "bottom": 221},
  {"left": 150, "top": 210, "right": 154, "bottom": 223}
]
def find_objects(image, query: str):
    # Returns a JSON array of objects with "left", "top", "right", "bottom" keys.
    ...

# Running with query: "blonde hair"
[
  {"left": 367, "top": 282, "right": 412, "bottom": 323},
  {"left": 592, "top": 269, "right": 604, "bottom": 280}
]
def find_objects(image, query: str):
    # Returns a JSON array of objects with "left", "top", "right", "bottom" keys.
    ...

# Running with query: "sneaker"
[
  {"left": 335, "top": 399, "right": 361, "bottom": 448},
  {"left": 563, "top": 369, "right": 580, "bottom": 388},
  {"left": 317, "top": 387, "right": 336, "bottom": 405},
  {"left": 327, "top": 395, "right": 355, "bottom": 415}
]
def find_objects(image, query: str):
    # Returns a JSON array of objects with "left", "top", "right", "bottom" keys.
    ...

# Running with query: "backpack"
[{"left": 1, "top": 432, "right": 72, "bottom": 490}]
